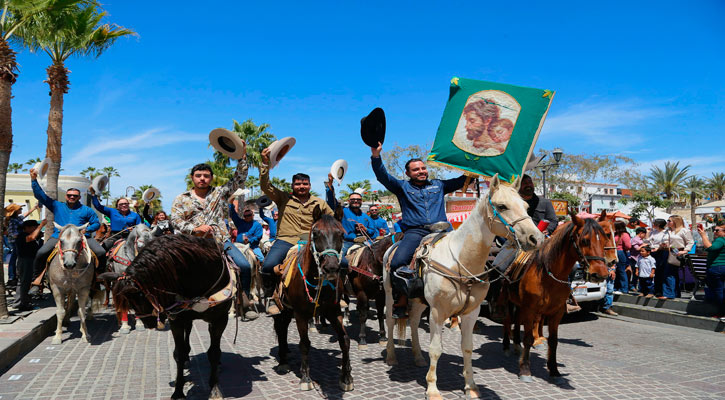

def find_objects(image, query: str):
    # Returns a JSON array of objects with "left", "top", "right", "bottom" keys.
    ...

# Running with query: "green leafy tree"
[
  {"left": 20, "top": 3, "right": 135, "bottom": 238},
  {"left": 707, "top": 172, "right": 725, "bottom": 200},
  {"left": 271, "top": 177, "right": 291, "bottom": 193},
  {"left": 550, "top": 191, "right": 581, "bottom": 207},
  {"left": 340, "top": 179, "right": 373, "bottom": 201},
  {"left": 7, "top": 162, "right": 22, "bottom": 173},
  {"left": 382, "top": 143, "right": 448, "bottom": 180},
  {"left": 79, "top": 165, "right": 101, "bottom": 179},
  {"left": 25, "top": 157, "right": 41, "bottom": 170},
  {"left": 647, "top": 161, "right": 691, "bottom": 203},
  {"left": 683, "top": 176, "right": 706, "bottom": 228},
  {"left": 245, "top": 175, "right": 259, "bottom": 197},
  {"left": 132, "top": 184, "right": 162, "bottom": 215},
  {"left": 621, "top": 191, "right": 672, "bottom": 224}
]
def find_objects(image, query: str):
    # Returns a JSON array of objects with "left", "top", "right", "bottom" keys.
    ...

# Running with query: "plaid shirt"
[
  {"left": 170, "top": 161, "right": 245, "bottom": 244},
  {"left": 7, "top": 215, "right": 24, "bottom": 244}
]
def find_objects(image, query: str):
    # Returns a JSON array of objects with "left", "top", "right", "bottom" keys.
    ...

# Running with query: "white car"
[{"left": 570, "top": 262, "right": 606, "bottom": 310}]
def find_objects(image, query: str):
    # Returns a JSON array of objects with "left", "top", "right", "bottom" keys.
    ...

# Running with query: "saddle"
[
  {"left": 108, "top": 240, "right": 131, "bottom": 267},
  {"left": 504, "top": 250, "right": 535, "bottom": 283},
  {"left": 271, "top": 245, "right": 302, "bottom": 311},
  {"left": 385, "top": 231, "right": 449, "bottom": 299}
]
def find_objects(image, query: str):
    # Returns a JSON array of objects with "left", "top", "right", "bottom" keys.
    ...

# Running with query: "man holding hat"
[
  {"left": 12, "top": 219, "right": 46, "bottom": 310},
  {"left": 368, "top": 204, "right": 390, "bottom": 236},
  {"left": 170, "top": 162, "right": 258, "bottom": 321},
  {"left": 228, "top": 203, "right": 264, "bottom": 261},
  {"left": 28, "top": 168, "right": 105, "bottom": 291},
  {"left": 325, "top": 173, "right": 375, "bottom": 270},
  {"left": 370, "top": 142, "right": 467, "bottom": 318},
  {"left": 4, "top": 203, "right": 39, "bottom": 287},
  {"left": 258, "top": 147, "right": 334, "bottom": 314}
]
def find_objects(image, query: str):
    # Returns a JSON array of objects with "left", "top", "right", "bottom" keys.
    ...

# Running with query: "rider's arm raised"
[
  {"left": 259, "top": 163, "right": 287, "bottom": 206},
  {"left": 228, "top": 203, "right": 244, "bottom": 230},
  {"left": 324, "top": 185, "right": 339, "bottom": 210},
  {"left": 442, "top": 175, "right": 468, "bottom": 194},
  {"left": 370, "top": 156, "right": 403, "bottom": 195},
  {"left": 30, "top": 180, "right": 56, "bottom": 212},
  {"left": 90, "top": 194, "right": 111, "bottom": 216},
  {"left": 219, "top": 158, "right": 246, "bottom": 199}
]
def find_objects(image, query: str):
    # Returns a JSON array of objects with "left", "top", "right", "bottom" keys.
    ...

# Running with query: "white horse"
[
  {"left": 48, "top": 223, "right": 96, "bottom": 345},
  {"left": 107, "top": 224, "right": 155, "bottom": 333},
  {"left": 383, "top": 174, "right": 544, "bottom": 399}
]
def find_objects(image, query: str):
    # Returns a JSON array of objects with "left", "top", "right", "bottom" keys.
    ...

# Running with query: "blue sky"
[{"left": 9, "top": 1, "right": 725, "bottom": 208}]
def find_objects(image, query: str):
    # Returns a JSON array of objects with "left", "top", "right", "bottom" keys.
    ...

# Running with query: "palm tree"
[
  {"left": 245, "top": 175, "right": 259, "bottom": 197},
  {"left": 647, "top": 161, "right": 691, "bottom": 201},
  {"left": 211, "top": 119, "right": 274, "bottom": 189},
  {"left": 25, "top": 156, "right": 41, "bottom": 170},
  {"left": 0, "top": 0, "right": 84, "bottom": 319},
  {"left": 79, "top": 165, "right": 100, "bottom": 179},
  {"left": 20, "top": 3, "right": 135, "bottom": 237},
  {"left": 340, "top": 179, "right": 373, "bottom": 201},
  {"left": 100, "top": 165, "right": 119, "bottom": 205},
  {"left": 707, "top": 172, "right": 725, "bottom": 201},
  {"left": 7, "top": 161, "right": 22, "bottom": 173},
  {"left": 683, "top": 176, "right": 706, "bottom": 227}
]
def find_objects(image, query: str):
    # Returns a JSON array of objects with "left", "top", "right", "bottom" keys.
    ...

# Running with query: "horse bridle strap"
[{"left": 487, "top": 196, "right": 531, "bottom": 248}]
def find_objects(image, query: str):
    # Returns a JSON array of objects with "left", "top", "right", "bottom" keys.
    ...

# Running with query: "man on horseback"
[
  {"left": 325, "top": 173, "right": 376, "bottom": 270},
  {"left": 89, "top": 188, "right": 147, "bottom": 250},
  {"left": 368, "top": 204, "right": 390, "bottom": 236},
  {"left": 259, "top": 147, "right": 334, "bottom": 315},
  {"left": 28, "top": 168, "right": 106, "bottom": 293},
  {"left": 229, "top": 203, "right": 264, "bottom": 261},
  {"left": 370, "top": 142, "right": 467, "bottom": 318},
  {"left": 170, "top": 163, "right": 258, "bottom": 321}
]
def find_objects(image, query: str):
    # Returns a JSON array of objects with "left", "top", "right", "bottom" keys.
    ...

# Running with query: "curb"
[
  {"left": 611, "top": 302, "right": 724, "bottom": 333},
  {"left": 0, "top": 307, "right": 57, "bottom": 374}
]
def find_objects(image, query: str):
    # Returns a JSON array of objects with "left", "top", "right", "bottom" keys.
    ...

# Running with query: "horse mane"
[
  {"left": 533, "top": 218, "right": 605, "bottom": 271},
  {"left": 113, "top": 234, "right": 223, "bottom": 315}
]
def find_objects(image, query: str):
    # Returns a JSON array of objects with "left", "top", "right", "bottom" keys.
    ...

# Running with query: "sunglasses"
[
  {"left": 243, "top": 214, "right": 253, "bottom": 217},
  {"left": 349, "top": 199, "right": 362, "bottom": 202},
  {"left": 66, "top": 194, "right": 80, "bottom": 198},
  {"left": 118, "top": 203, "right": 129, "bottom": 206},
  {"left": 715, "top": 228, "right": 723, "bottom": 232}
]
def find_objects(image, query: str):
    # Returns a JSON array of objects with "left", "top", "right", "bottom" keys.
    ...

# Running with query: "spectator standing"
[
  {"left": 698, "top": 222, "right": 725, "bottom": 321},
  {"left": 4, "top": 203, "right": 38, "bottom": 287},
  {"left": 629, "top": 227, "right": 647, "bottom": 289},
  {"left": 659, "top": 215, "right": 694, "bottom": 299},
  {"left": 12, "top": 220, "right": 46, "bottom": 310},
  {"left": 614, "top": 221, "right": 632, "bottom": 294},
  {"left": 635, "top": 245, "right": 656, "bottom": 297},
  {"left": 646, "top": 219, "right": 669, "bottom": 296}
]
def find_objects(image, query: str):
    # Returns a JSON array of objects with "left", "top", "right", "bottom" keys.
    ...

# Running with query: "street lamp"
[
  {"left": 538, "top": 148, "right": 564, "bottom": 199},
  {"left": 125, "top": 186, "right": 137, "bottom": 200}
]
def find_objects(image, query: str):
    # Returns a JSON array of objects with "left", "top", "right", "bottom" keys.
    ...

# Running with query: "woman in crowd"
[
  {"left": 647, "top": 218, "right": 669, "bottom": 296},
  {"left": 614, "top": 221, "right": 632, "bottom": 294},
  {"left": 698, "top": 222, "right": 725, "bottom": 321},
  {"left": 151, "top": 211, "right": 175, "bottom": 236},
  {"left": 90, "top": 189, "right": 145, "bottom": 250},
  {"left": 659, "top": 215, "right": 694, "bottom": 299}
]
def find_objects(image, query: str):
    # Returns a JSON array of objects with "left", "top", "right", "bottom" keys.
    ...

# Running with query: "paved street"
[{"left": 1, "top": 306, "right": 724, "bottom": 400}]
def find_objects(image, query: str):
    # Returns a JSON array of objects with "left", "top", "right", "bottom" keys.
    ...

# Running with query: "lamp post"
[
  {"left": 538, "top": 148, "right": 563, "bottom": 199},
  {"left": 125, "top": 186, "right": 137, "bottom": 200}
]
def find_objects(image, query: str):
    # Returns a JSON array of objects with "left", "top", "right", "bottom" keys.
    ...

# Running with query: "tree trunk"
[
  {"left": 690, "top": 191, "right": 696, "bottom": 228},
  {"left": 0, "top": 37, "right": 18, "bottom": 318},
  {"left": 43, "top": 63, "right": 69, "bottom": 240}
]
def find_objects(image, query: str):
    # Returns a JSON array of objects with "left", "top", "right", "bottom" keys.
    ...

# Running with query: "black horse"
[{"left": 102, "top": 234, "right": 236, "bottom": 399}]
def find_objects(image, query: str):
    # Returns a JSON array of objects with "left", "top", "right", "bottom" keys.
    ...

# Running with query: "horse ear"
[
  {"left": 53, "top": 222, "right": 63, "bottom": 231},
  {"left": 312, "top": 205, "right": 323, "bottom": 223},
  {"left": 569, "top": 208, "right": 584, "bottom": 227},
  {"left": 599, "top": 210, "right": 607, "bottom": 221},
  {"left": 489, "top": 174, "right": 500, "bottom": 192},
  {"left": 334, "top": 204, "right": 344, "bottom": 222},
  {"left": 79, "top": 223, "right": 89, "bottom": 230},
  {"left": 513, "top": 175, "right": 522, "bottom": 190}
]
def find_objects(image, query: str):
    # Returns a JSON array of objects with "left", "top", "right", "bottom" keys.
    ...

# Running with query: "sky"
[{"left": 8, "top": 1, "right": 725, "bottom": 208}]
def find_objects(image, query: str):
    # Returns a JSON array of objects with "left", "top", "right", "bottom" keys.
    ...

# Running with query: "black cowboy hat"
[
  {"left": 21, "top": 219, "right": 40, "bottom": 228},
  {"left": 360, "top": 107, "right": 386, "bottom": 148},
  {"left": 256, "top": 195, "right": 273, "bottom": 209}
]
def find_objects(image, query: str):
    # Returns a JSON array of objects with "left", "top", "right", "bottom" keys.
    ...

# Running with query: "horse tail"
[{"left": 395, "top": 318, "right": 406, "bottom": 342}]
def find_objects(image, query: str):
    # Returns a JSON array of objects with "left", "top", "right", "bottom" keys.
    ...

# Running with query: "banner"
[{"left": 428, "top": 77, "right": 555, "bottom": 183}]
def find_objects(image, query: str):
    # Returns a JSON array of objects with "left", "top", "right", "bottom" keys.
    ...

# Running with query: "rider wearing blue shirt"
[
  {"left": 229, "top": 204, "right": 264, "bottom": 261},
  {"left": 29, "top": 169, "right": 106, "bottom": 285},
  {"left": 370, "top": 142, "right": 466, "bottom": 318},
  {"left": 259, "top": 208, "right": 276, "bottom": 240},
  {"left": 325, "top": 174, "right": 375, "bottom": 270},
  {"left": 367, "top": 204, "right": 390, "bottom": 236},
  {"left": 90, "top": 190, "right": 146, "bottom": 249}
]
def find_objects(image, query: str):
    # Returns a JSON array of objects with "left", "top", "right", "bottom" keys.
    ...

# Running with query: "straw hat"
[
  {"left": 91, "top": 175, "right": 109, "bottom": 194},
  {"left": 209, "top": 128, "right": 246, "bottom": 160},
  {"left": 4, "top": 203, "right": 22, "bottom": 217},
  {"left": 142, "top": 187, "right": 160, "bottom": 202}
]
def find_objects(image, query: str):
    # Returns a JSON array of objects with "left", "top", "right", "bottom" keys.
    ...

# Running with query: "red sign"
[{"left": 446, "top": 200, "right": 476, "bottom": 213}]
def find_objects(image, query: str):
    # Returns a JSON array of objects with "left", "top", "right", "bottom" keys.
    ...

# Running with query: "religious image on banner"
[
  {"left": 428, "top": 77, "right": 555, "bottom": 183},
  {"left": 453, "top": 91, "right": 521, "bottom": 157}
]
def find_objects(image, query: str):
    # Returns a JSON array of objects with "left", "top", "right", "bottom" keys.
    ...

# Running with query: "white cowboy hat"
[
  {"left": 142, "top": 187, "right": 160, "bottom": 202},
  {"left": 353, "top": 187, "right": 365, "bottom": 195},
  {"left": 209, "top": 128, "right": 246, "bottom": 160},
  {"left": 34, "top": 157, "right": 51, "bottom": 179},
  {"left": 330, "top": 159, "right": 348, "bottom": 184},
  {"left": 268, "top": 137, "right": 296, "bottom": 169},
  {"left": 91, "top": 175, "right": 109, "bottom": 194}
]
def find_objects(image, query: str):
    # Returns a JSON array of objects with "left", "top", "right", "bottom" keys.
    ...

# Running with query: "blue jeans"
[
  {"left": 251, "top": 247, "right": 264, "bottom": 262},
  {"left": 662, "top": 261, "right": 681, "bottom": 299},
  {"left": 390, "top": 227, "right": 429, "bottom": 295},
  {"left": 261, "top": 240, "right": 294, "bottom": 276},
  {"left": 223, "top": 240, "right": 251, "bottom": 296},
  {"left": 615, "top": 250, "right": 629, "bottom": 293},
  {"left": 8, "top": 242, "right": 17, "bottom": 281},
  {"left": 602, "top": 276, "right": 615, "bottom": 310},
  {"left": 638, "top": 277, "right": 654, "bottom": 295},
  {"left": 706, "top": 264, "right": 725, "bottom": 316},
  {"left": 340, "top": 240, "right": 355, "bottom": 270}
]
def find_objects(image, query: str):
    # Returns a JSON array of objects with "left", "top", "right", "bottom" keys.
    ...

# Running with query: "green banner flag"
[{"left": 428, "top": 77, "right": 555, "bottom": 183}]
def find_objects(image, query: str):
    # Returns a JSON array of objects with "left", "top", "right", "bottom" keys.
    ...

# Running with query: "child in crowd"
[
  {"left": 635, "top": 245, "right": 656, "bottom": 297},
  {"left": 629, "top": 227, "right": 647, "bottom": 289}
]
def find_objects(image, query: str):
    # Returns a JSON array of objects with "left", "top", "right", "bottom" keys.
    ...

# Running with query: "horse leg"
[
  {"left": 513, "top": 308, "right": 523, "bottom": 355},
  {"left": 294, "top": 312, "right": 313, "bottom": 391},
  {"left": 449, "top": 315, "right": 460, "bottom": 332},
  {"left": 425, "top": 305, "right": 445, "bottom": 400},
  {"left": 357, "top": 290, "right": 369, "bottom": 349},
  {"left": 76, "top": 288, "right": 91, "bottom": 343},
  {"left": 518, "top": 314, "right": 535, "bottom": 383},
  {"left": 547, "top": 311, "right": 565, "bottom": 383},
  {"left": 119, "top": 307, "right": 131, "bottom": 334},
  {"left": 51, "top": 286, "right": 65, "bottom": 345},
  {"left": 460, "top": 306, "right": 481, "bottom": 399},
  {"left": 502, "top": 303, "right": 511, "bottom": 356},
  {"left": 170, "top": 320, "right": 189, "bottom": 399},
  {"left": 342, "top": 293, "right": 351, "bottom": 326},
  {"left": 384, "top": 280, "right": 398, "bottom": 365},
  {"left": 208, "top": 312, "right": 229, "bottom": 399},
  {"left": 409, "top": 301, "right": 427, "bottom": 367},
  {"left": 533, "top": 316, "right": 546, "bottom": 348},
  {"left": 273, "top": 312, "right": 292, "bottom": 372},
  {"left": 183, "top": 320, "right": 192, "bottom": 369},
  {"left": 328, "top": 308, "right": 354, "bottom": 391},
  {"left": 375, "top": 290, "right": 386, "bottom": 344}
]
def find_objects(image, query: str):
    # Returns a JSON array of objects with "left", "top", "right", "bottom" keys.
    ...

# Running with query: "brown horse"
[
  {"left": 273, "top": 213, "right": 354, "bottom": 392},
  {"left": 348, "top": 232, "right": 404, "bottom": 349},
  {"left": 501, "top": 212, "right": 609, "bottom": 383}
]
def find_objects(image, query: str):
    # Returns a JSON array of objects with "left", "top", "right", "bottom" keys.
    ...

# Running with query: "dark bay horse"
[
  {"left": 273, "top": 213, "right": 354, "bottom": 392},
  {"left": 348, "top": 232, "right": 404, "bottom": 349},
  {"left": 501, "top": 213, "right": 609, "bottom": 383},
  {"left": 103, "top": 235, "right": 237, "bottom": 399}
]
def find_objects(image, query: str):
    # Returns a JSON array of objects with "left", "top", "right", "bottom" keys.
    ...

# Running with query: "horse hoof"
[
  {"left": 209, "top": 385, "right": 224, "bottom": 400},
  {"left": 300, "top": 380, "right": 314, "bottom": 391},
  {"left": 277, "top": 363, "right": 290, "bottom": 373},
  {"left": 358, "top": 343, "right": 368, "bottom": 350},
  {"left": 136, "top": 324, "right": 145, "bottom": 331},
  {"left": 426, "top": 393, "right": 443, "bottom": 400},
  {"left": 83, "top": 336, "right": 90, "bottom": 343},
  {"left": 51, "top": 337, "right": 62, "bottom": 345},
  {"left": 339, "top": 380, "right": 354, "bottom": 392},
  {"left": 518, "top": 375, "right": 533, "bottom": 383},
  {"left": 466, "top": 389, "right": 481, "bottom": 399},
  {"left": 171, "top": 391, "right": 186, "bottom": 400},
  {"left": 120, "top": 326, "right": 130, "bottom": 335},
  {"left": 385, "top": 357, "right": 398, "bottom": 366}
]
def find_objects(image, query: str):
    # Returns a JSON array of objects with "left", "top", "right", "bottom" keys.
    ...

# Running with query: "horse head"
[
  {"left": 54, "top": 222, "right": 89, "bottom": 268},
  {"left": 309, "top": 207, "right": 345, "bottom": 280},
  {"left": 129, "top": 224, "right": 154, "bottom": 252},
  {"left": 569, "top": 211, "right": 609, "bottom": 283},
  {"left": 484, "top": 174, "right": 544, "bottom": 251},
  {"left": 597, "top": 211, "right": 618, "bottom": 267}
]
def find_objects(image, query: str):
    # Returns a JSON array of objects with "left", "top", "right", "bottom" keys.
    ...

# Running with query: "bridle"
[
  {"left": 487, "top": 195, "right": 532, "bottom": 249},
  {"left": 546, "top": 227, "right": 607, "bottom": 285},
  {"left": 310, "top": 231, "right": 343, "bottom": 266},
  {"left": 56, "top": 232, "right": 87, "bottom": 266}
]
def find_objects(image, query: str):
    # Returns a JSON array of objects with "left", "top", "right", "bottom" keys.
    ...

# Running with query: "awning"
[{"left": 447, "top": 211, "right": 471, "bottom": 223}]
